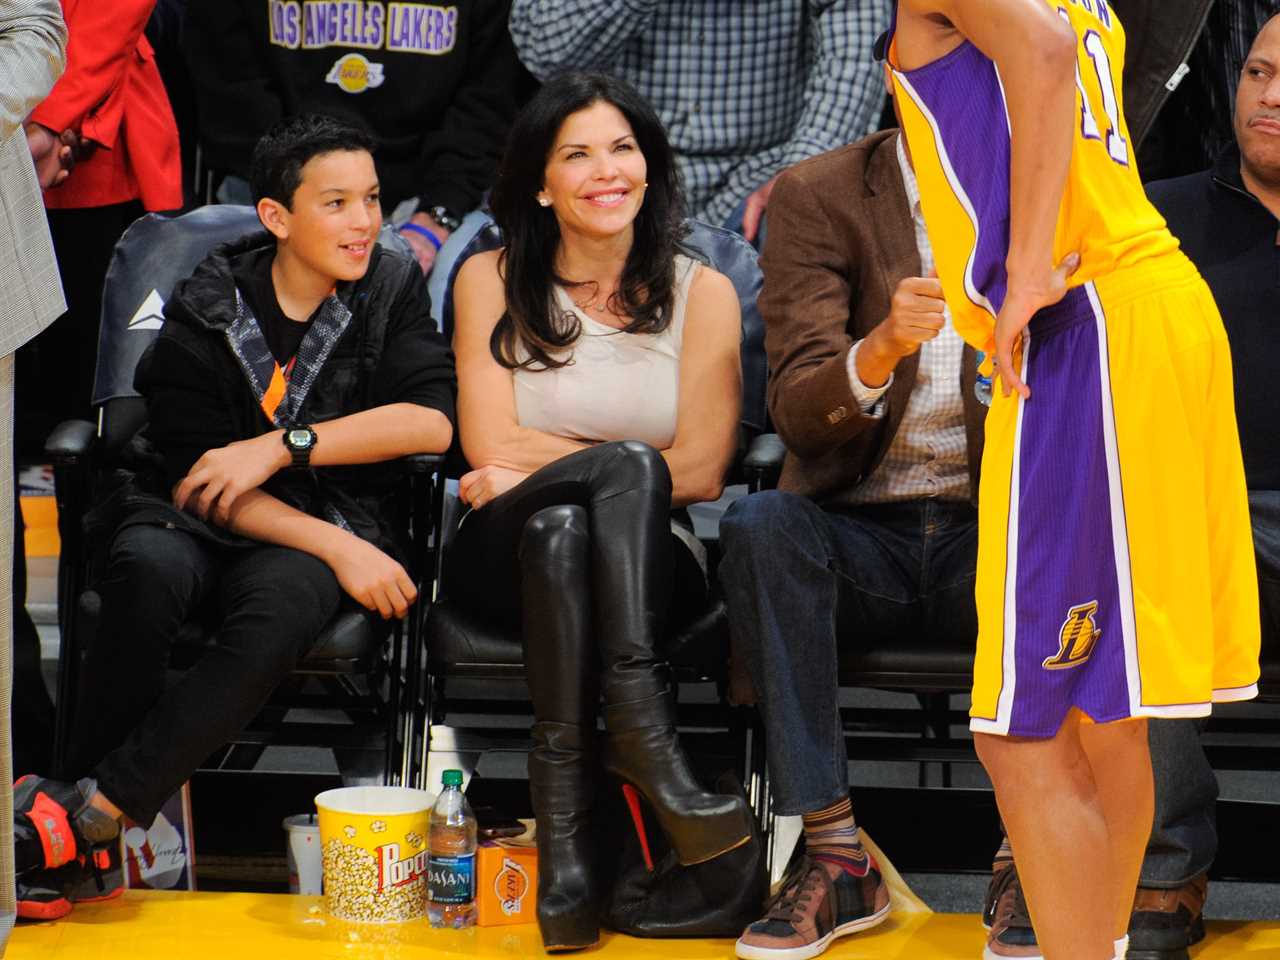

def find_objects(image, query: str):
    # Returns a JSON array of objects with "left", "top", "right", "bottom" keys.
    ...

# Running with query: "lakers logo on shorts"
[{"left": 1043, "top": 601, "right": 1102, "bottom": 670}]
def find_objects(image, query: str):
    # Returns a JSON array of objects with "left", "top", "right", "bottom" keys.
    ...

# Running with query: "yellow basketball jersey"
[{"left": 887, "top": 0, "right": 1179, "bottom": 351}]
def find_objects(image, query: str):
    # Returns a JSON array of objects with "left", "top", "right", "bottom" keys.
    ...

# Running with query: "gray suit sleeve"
[{"left": 0, "top": 0, "right": 67, "bottom": 141}]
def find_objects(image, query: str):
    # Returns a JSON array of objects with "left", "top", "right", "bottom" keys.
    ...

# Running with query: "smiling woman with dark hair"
[{"left": 448, "top": 71, "right": 749, "bottom": 952}]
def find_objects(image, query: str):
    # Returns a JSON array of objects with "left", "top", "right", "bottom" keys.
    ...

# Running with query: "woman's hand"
[{"left": 459, "top": 465, "right": 529, "bottom": 509}]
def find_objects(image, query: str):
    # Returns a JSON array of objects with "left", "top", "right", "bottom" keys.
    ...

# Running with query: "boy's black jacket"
[{"left": 105, "top": 231, "right": 456, "bottom": 564}]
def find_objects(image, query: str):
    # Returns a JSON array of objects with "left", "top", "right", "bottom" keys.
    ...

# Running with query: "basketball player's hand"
[
  {"left": 459, "top": 465, "right": 529, "bottom": 509},
  {"left": 995, "top": 252, "right": 1082, "bottom": 399},
  {"left": 858, "top": 274, "right": 947, "bottom": 388}
]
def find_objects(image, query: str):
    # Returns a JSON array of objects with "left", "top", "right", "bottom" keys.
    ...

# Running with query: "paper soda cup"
[
  {"left": 315, "top": 786, "right": 435, "bottom": 922},
  {"left": 283, "top": 814, "right": 323, "bottom": 895}
]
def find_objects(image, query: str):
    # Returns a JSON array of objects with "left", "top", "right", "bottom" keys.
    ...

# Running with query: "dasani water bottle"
[{"left": 426, "top": 769, "right": 477, "bottom": 928}]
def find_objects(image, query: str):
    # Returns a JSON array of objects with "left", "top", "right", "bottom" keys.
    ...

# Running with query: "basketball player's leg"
[
  {"left": 1079, "top": 715, "right": 1153, "bottom": 943},
  {"left": 975, "top": 710, "right": 1115, "bottom": 960}
]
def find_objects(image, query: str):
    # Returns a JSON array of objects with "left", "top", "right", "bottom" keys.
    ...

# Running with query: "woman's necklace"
[{"left": 570, "top": 286, "right": 623, "bottom": 323}]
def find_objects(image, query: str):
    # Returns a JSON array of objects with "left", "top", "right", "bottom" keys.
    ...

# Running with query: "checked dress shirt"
[{"left": 509, "top": 0, "right": 890, "bottom": 225}]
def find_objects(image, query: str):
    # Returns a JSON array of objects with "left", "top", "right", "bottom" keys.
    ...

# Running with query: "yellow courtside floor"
[{"left": 10, "top": 893, "right": 1280, "bottom": 960}]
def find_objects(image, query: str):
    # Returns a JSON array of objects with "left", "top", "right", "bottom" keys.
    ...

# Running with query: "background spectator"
[
  {"left": 1122, "top": 0, "right": 1280, "bottom": 180},
  {"left": 185, "top": 0, "right": 528, "bottom": 275},
  {"left": 508, "top": 0, "right": 889, "bottom": 242},
  {"left": 1, "top": 0, "right": 67, "bottom": 936},
  {"left": 16, "top": 0, "right": 182, "bottom": 457}
]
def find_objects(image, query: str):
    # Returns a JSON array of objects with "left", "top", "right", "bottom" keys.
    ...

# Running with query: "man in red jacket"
[{"left": 18, "top": 0, "right": 182, "bottom": 454}]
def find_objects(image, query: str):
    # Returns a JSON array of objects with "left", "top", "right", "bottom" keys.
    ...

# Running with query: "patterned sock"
[
  {"left": 1113, "top": 935, "right": 1129, "bottom": 959},
  {"left": 802, "top": 796, "right": 869, "bottom": 877},
  {"left": 992, "top": 832, "right": 1014, "bottom": 870}
]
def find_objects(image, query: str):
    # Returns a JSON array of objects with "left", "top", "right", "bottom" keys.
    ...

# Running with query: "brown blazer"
[{"left": 760, "top": 128, "right": 987, "bottom": 508}]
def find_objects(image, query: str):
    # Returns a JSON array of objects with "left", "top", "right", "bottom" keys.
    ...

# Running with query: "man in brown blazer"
[{"left": 720, "top": 123, "right": 987, "bottom": 960}]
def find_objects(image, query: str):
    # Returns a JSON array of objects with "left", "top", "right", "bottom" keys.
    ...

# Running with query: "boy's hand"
[
  {"left": 173, "top": 432, "right": 289, "bottom": 525},
  {"left": 323, "top": 533, "right": 417, "bottom": 618}
]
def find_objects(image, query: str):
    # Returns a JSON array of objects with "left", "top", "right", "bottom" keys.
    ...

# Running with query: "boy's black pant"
[{"left": 70, "top": 523, "right": 345, "bottom": 825}]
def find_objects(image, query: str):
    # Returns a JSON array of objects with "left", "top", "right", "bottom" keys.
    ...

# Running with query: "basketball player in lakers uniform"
[{"left": 882, "top": 1, "right": 1260, "bottom": 958}]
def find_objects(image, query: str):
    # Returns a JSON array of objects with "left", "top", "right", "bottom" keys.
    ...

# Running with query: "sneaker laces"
[
  {"left": 994, "top": 866, "right": 1033, "bottom": 929},
  {"left": 763, "top": 860, "right": 827, "bottom": 926}
]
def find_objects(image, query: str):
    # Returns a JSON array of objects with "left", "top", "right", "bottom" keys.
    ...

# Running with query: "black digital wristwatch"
[{"left": 282, "top": 425, "right": 318, "bottom": 468}]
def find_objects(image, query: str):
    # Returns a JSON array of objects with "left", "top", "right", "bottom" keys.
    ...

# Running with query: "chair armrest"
[
  {"left": 406, "top": 453, "right": 447, "bottom": 474},
  {"left": 44, "top": 419, "right": 97, "bottom": 462},
  {"left": 741, "top": 433, "right": 785, "bottom": 491}
]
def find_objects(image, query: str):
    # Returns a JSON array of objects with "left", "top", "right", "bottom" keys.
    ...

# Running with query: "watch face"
[{"left": 288, "top": 428, "right": 314, "bottom": 449}]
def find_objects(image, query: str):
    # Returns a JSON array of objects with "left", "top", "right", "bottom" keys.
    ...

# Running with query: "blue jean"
[
  {"left": 717, "top": 488, "right": 1276, "bottom": 884},
  {"left": 718, "top": 491, "right": 979, "bottom": 816}
]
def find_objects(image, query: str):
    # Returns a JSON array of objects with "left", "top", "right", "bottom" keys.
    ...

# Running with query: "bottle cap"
[{"left": 442, "top": 769, "right": 464, "bottom": 787}]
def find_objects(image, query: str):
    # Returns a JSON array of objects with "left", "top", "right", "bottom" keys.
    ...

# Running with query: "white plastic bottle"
[{"left": 426, "top": 769, "right": 477, "bottom": 928}]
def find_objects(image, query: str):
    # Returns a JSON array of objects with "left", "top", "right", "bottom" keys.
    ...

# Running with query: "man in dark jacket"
[
  {"left": 185, "top": 0, "right": 527, "bottom": 274},
  {"left": 11, "top": 113, "right": 456, "bottom": 921}
]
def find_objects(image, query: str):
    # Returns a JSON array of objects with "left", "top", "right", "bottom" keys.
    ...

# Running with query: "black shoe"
[
  {"left": 1126, "top": 874, "right": 1207, "bottom": 960},
  {"left": 528, "top": 722, "right": 599, "bottom": 952},
  {"left": 15, "top": 776, "right": 120, "bottom": 877},
  {"left": 601, "top": 683, "right": 752, "bottom": 867}
]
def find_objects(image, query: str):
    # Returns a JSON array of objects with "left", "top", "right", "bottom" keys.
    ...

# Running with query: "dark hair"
[
  {"left": 249, "top": 113, "right": 377, "bottom": 209},
  {"left": 488, "top": 72, "right": 687, "bottom": 370}
]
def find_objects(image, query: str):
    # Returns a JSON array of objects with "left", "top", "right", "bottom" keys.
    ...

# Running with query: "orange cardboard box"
[{"left": 476, "top": 839, "right": 537, "bottom": 926}]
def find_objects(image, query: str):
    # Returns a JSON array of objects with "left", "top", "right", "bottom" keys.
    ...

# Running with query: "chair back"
[
  {"left": 93, "top": 205, "right": 411, "bottom": 458},
  {"left": 438, "top": 216, "right": 768, "bottom": 435}
]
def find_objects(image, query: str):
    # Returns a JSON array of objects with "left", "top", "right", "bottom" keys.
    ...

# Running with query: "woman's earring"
[{"left": 537, "top": 195, "right": 552, "bottom": 207}]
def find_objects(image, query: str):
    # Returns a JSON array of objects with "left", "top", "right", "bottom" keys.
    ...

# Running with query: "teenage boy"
[{"left": 13, "top": 113, "right": 455, "bottom": 920}]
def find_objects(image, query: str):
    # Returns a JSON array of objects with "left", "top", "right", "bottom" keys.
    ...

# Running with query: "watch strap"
[{"left": 398, "top": 221, "right": 442, "bottom": 251}]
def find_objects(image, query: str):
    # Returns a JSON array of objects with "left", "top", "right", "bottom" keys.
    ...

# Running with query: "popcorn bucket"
[{"left": 315, "top": 786, "right": 435, "bottom": 923}]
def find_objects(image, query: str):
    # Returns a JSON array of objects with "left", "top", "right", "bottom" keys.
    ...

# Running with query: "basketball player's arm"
[{"left": 910, "top": 0, "right": 1080, "bottom": 397}]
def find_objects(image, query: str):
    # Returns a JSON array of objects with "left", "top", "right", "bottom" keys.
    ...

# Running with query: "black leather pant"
[{"left": 445, "top": 441, "right": 705, "bottom": 724}]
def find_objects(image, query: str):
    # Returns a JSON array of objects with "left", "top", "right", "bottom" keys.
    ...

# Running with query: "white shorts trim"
[
  {"left": 1213, "top": 682, "right": 1259, "bottom": 703},
  {"left": 1132, "top": 703, "right": 1212, "bottom": 720}
]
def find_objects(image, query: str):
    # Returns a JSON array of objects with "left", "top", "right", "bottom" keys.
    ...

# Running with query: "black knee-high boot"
[
  {"left": 585, "top": 445, "right": 753, "bottom": 866},
  {"left": 521, "top": 506, "right": 599, "bottom": 951}
]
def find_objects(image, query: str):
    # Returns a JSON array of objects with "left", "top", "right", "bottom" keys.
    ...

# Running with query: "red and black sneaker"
[
  {"left": 16, "top": 863, "right": 78, "bottom": 922},
  {"left": 15, "top": 776, "right": 120, "bottom": 878},
  {"left": 73, "top": 843, "right": 124, "bottom": 904}
]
